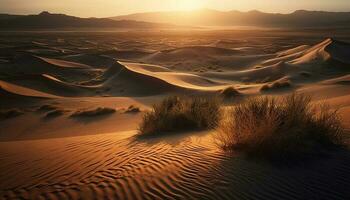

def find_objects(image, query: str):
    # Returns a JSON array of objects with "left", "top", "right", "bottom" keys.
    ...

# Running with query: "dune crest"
[{"left": 290, "top": 38, "right": 350, "bottom": 65}]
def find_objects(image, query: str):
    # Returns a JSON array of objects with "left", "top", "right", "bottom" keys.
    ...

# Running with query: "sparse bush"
[
  {"left": 125, "top": 105, "right": 141, "bottom": 113},
  {"left": 260, "top": 84, "right": 270, "bottom": 91},
  {"left": 138, "top": 96, "right": 221, "bottom": 136},
  {"left": 220, "top": 86, "right": 240, "bottom": 98},
  {"left": 71, "top": 107, "right": 115, "bottom": 118},
  {"left": 37, "top": 104, "right": 57, "bottom": 112},
  {"left": 215, "top": 93, "right": 344, "bottom": 159},
  {"left": 0, "top": 109, "right": 23, "bottom": 120},
  {"left": 45, "top": 109, "right": 65, "bottom": 118},
  {"left": 260, "top": 80, "right": 291, "bottom": 92},
  {"left": 300, "top": 71, "right": 312, "bottom": 77}
]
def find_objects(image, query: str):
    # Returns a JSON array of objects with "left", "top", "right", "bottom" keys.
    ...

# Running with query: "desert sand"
[{"left": 0, "top": 30, "right": 350, "bottom": 199}]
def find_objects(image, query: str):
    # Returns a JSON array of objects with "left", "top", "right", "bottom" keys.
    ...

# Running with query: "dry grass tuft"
[
  {"left": 260, "top": 80, "right": 291, "bottom": 92},
  {"left": 125, "top": 105, "right": 141, "bottom": 113},
  {"left": 71, "top": 107, "right": 115, "bottom": 118},
  {"left": 220, "top": 86, "right": 240, "bottom": 98},
  {"left": 0, "top": 109, "right": 23, "bottom": 120},
  {"left": 215, "top": 93, "right": 344, "bottom": 159},
  {"left": 139, "top": 96, "right": 221, "bottom": 136},
  {"left": 45, "top": 109, "right": 66, "bottom": 118},
  {"left": 36, "top": 104, "right": 58, "bottom": 112}
]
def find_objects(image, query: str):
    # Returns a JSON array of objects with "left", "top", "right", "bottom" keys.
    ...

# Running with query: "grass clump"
[
  {"left": 45, "top": 109, "right": 66, "bottom": 118},
  {"left": 260, "top": 80, "right": 291, "bottom": 92},
  {"left": 215, "top": 93, "right": 344, "bottom": 159},
  {"left": 71, "top": 107, "right": 115, "bottom": 118},
  {"left": 125, "top": 105, "right": 141, "bottom": 113},
  {"left": 220, "top": 86, "right": 240, "bottom": 98},
  {"left": 0, "top": 109, "right": 23, "bottom": 120},
  {"left": 36, "top": 104, "right": 57, "bottom": 112},
  {"left": 139, "top": 96, "right": 221, "bottom": 136}
]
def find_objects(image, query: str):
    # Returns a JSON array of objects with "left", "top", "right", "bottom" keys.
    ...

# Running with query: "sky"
[{"left": 1, "top": 0, "right": 350, "bottom": 17}]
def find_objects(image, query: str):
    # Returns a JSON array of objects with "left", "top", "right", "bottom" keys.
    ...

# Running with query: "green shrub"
[
  {"left": 215, "top": 93, "right": 344, "bottom": 159},
  {"left": 139, "top": 96, "right": 221, "bottom": 136}
]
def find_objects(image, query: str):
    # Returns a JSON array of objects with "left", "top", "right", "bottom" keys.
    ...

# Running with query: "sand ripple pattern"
[{"left": 0, "top": 132, "right": 349, "bottom": 200}]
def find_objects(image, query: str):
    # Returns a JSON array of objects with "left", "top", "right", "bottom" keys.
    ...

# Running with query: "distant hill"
[
  {"left": 0, "top": 11, "right": 175, "bottom": 30},
  {"left": 0, "top": 14, "right": 23, "bottom": 20},
  {"left": 110, "top": 9, "right": 350, "bottom": 28}
]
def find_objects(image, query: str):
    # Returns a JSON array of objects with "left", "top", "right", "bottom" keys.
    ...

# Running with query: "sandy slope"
[
  {"left": 0, "top": 131, "right": 349, "bottom": 199},
  {"left": 0, "top": 80, "right": 57, "bottom": 98},
  {"left": 121, "top": 62, "right": 227, "bottom": 90}
]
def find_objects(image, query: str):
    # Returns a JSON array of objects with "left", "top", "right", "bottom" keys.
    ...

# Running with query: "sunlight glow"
[{"left": 175, "top": 0, "right": 204, "bottom": 11}]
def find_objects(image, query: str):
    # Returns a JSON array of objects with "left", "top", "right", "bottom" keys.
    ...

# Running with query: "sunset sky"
[{"left": 1, "top": 0, "right": 350, "bottom": 17}]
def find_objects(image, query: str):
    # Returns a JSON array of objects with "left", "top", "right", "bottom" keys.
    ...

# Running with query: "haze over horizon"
[{"left": 1, "top": 0, "right": 350, "bottom": 18}]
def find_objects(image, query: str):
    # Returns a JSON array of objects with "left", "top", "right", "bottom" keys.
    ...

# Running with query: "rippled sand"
[{"left": 1, "top": 131, "right": 349, "bottom": 199}]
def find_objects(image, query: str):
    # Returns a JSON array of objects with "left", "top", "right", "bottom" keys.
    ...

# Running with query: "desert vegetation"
[
  {"left": 125, "top": 105, "right": 141, "bottom": 113},
  {"left": 71, "top": 107, "right": 116, "bottom": 118},
  {"left": 138, "top": 96, "right": 221, "bottom": 136},
  {"left": 44, "top": 109, "right": 66, "bottom": 118},
  {"left": 220, "top": 86, "right": 240, "bottom": 98},
  {"left": 0, "top": 109, "right": 23, "bottom": 120},
  {"left": 260, "top": 80, "right": 292, "bottom": 92},
  {"left": 36, "top": 104, "right": 58, "bottom": 112},
  {"left": 215, "top": 93, "right": 344, "bottom": 158}
]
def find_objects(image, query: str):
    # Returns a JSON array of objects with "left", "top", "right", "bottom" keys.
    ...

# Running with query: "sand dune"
[
  {"left": 3, "top": 58, "right": 223, "bottom": 97},
  {"left": 290, "top": 38, "right": 350, "bottom": 65},
  {"left": 149, "top": 46, "right": 239, "bottom": 60},
  {"left": 39, "top": 57, "right": 92, "bottom": 69},
  {"left": 0, "top": 80, "right": 57, "bottom": 98},
  {"left": 277, "top": 45, "right": 310, "bottom": 57},
  {"left": 104, "top": 49, "right": 154, "bottom": 60},
  {"left": 100, "top": 62, "right": 192, "bottom": 96},
  {"left": 62, "top": 54, "right": 117, "bottom": 69},
  {"left": 13, "top": 54, "right": 102, "bottom": 82},
  {"left": 202, "top": 38, "right": 350, "bottom": 85},
  {"left": 1, "top": 32, "right": 350, "bottom": 199},
  {"left": 0, "top": 131, "right": 349, "bottom": 199},
  {"left": 4, "top": 74, "right": 93, "bottom": 97},
  {"left": 106, "top": 45, "right": 266, "bottom": 71},
  {"left": 121, "top": 62, "right": 226, "bottom": 90},
  {"left": 258, "top": 38, "right": 350, "bottom": 70},
  {"left": 2, "top": 38, "right": 350, "bottom": 98},
  {"left": 322, "top": 74, "right": 350, "bottom": 85}
]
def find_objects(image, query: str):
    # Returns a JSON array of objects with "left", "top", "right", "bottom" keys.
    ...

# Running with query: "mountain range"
[
  {"left": 1, "top": 9, "right": 350, "bottom": 30},
  {"left": 0, "top": 11, "right": 173, "bottom": 30},
  {"left": 110, "top": 9, "right": 350, "bottom": 28}
]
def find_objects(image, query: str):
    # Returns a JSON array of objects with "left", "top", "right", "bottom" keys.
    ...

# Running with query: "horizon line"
[{"left": 1, "top": 8, "right": 350, "bottom": 18}]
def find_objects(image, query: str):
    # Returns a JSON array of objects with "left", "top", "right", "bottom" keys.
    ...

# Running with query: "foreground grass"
[
  {"left": 215, "top": 93, "right": 344, "bottom": 159},
  {"left": 138, "top": 96, "right": 221, "bottom": 136}
]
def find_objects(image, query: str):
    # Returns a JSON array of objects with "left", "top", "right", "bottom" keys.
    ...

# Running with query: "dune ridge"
[
  {"left": 289, "top": 38, "right": 350, "bottom": 65},
  {"left": 0, "top": 80, "right": 57, "bottom": 98},
  {"left": 202, "top": 38, "right": 350, "bottom": 85},
  {"left": 2, "top": 38, "right": 350, "bottom": 98}
]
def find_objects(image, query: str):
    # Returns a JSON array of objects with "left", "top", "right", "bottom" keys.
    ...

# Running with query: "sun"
[{"left": 176, "top": 0, "right": 204, "bottom": 11}]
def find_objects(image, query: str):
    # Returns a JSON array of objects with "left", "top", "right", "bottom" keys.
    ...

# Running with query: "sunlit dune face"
[{"left": 175, "top": 0, "right": 203, "bottom": 11}]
